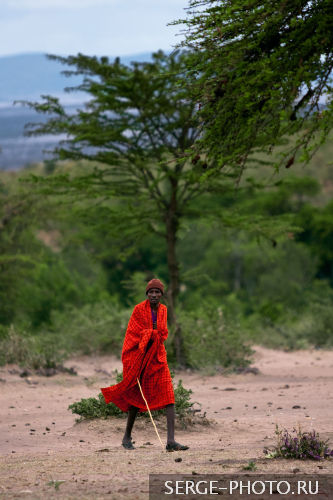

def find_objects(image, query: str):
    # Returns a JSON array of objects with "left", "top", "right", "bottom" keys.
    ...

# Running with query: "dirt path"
[{"left": 0, "top": 346, "right": 332, "bottom": 499}]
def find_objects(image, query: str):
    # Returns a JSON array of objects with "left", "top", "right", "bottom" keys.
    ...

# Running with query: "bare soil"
[{"left": 0, "top": 346, "right": 332, "bottom": 499}]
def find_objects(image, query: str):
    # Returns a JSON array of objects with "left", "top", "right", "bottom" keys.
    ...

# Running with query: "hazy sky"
[{"left": 0, "top": 0, "right": 188, "bottom": 57}]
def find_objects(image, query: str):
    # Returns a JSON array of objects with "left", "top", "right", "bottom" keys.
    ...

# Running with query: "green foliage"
[
  {"left": 69, "top": 392, "right": 123, "bottom": 420},
  {"left": 48, "top": 301, "right": 131, "bottom": 355},
  {"left": 296, "top": 200, "right": 333, "bottom": 285},
  {"left": 173, "top": 379, "right": 195, "bottom": 421},
  {"left": 267, "top": 425, "right": 333, "bottom": 460},
  {"left": 47, "top": 480, "right": 65, "bottom": 491},
  {"left": 243, "top": 460, "right": 257, "bottom": 471},
  {"left": 18, "top": 45, "right": 330, "bottom": 366},
  {"left": 68, "top": 375, "right": 195, "bottom": 425},
  {"left": 178, "top": 303, "right": 252, "bottom": 370},
  {"left": 0, "top": 171, "right": 108, "bottom": 329},
  {"left": 0, "top": 325, "right": 66, "bottom": 369},
  {"left": 176, "top": 0, "right": 333, "bottom": 167}
]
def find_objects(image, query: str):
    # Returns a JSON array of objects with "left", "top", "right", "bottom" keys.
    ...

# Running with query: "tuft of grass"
[
  {"left": 242, "top": 460, "right": 257, "bottom": 471},
  {"left": 47, "top": 480, "right": 66, "bottom": 491},
  {"left": 265, "top": 425, "right": 333, "bottom": 461}
]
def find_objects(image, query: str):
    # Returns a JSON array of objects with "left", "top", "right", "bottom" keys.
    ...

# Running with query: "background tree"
[
  {"left": 176, "top": 0, "right": 333, "bottom": 168},
  {"left": 22, "top": 50, "right": 204, "bottom": 365}
]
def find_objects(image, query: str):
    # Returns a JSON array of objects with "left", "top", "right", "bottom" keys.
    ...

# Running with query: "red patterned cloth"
[{"left": 101, "top": 299, "right": 174, "bottom": 412}]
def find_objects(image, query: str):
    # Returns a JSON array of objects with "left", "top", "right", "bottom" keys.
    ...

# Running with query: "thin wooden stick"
[{"left": 137, "top": 377, "right": 165, "bottom": 451}]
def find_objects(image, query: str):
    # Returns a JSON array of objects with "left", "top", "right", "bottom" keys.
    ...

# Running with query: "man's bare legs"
[
  {"left": 122, "top": 403, "right": 188, "bottom": 451},
  {"left": 166, "top": 403, "right": 175, "bottom": 445},
  {"left": 122, "top": 405, "right": 138, "bottom": 449}
]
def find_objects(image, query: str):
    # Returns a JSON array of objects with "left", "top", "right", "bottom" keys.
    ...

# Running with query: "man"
[{"left": 101, "top": 278, "right": 189, "bottom": 451}]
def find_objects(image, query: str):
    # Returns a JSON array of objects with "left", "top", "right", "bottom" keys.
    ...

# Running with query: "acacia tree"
[
  {"left": 22, "top": 50, "right": 211, "bottom": 365},
  {"left": 176, "top": 0, "right": 333, "bottom": 168}
]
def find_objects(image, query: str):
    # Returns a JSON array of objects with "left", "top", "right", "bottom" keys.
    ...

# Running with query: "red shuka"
[{"left": 100, "top": 299, "right": 174, "bottom": 412}]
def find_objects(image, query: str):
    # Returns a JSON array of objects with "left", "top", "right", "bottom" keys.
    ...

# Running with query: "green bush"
[
  {"left": 48, "top": 301, "right": 132, "bottom": 355},
  {"left": 178, "top": 303, "right": 253, "bottom": 370},
  {"left": 0, "top": 325, "right": 66, "bottom": 369},
  {"left": 68, "top": 373, "right": 195, "bottom": 425}
]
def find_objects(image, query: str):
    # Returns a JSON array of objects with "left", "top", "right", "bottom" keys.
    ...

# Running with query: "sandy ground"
[{"left": 0, "top": 346, "right": 333, "bottom": 499}]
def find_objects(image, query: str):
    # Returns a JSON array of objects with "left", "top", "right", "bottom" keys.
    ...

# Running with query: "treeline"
[
  {"left": 1, "top": 2, "right": 333, "bottom": 369},
  {"left": 0, "top": 143, "right": 332, "bottom": 370}
]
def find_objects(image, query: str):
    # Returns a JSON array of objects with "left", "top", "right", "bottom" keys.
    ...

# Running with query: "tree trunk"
[{"left": 165, "top": 179, "right": 185, "bottom": 367}]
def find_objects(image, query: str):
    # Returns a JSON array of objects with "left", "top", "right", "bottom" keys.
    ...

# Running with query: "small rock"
[
  {"left": 175, "top": 458, "right": 182, "bottom": 462},
  {"left": 45, "top": 427, "right": 50, "bottom": 431},
  {"left": 212, "top": 387, "right": 219, "bottom": 390},
  {"left": 234, "top": 419, "right": 238, "bottom": 422},
  {"left": 292, "top": 405, "right": 301, "bottom": 409},
  {"left": 25, "top": 423, "right": 30, "bottom": 426},
  {"left": 62, "top": 432, "right": 66, "bottom": 436},
  {"left": 226, "top": 406, "right": 232, "bottom": 410},
  {"left": 8, "top": 368, "right": 20, "bottom": 375},
  {"left": 224, "top": 387, "right": 237, "bottom": 391},
  {"left": 11, "top": 424, "right": 16, "bottom": 427},
  {"left": 236, "top": 366, "right": 259, "bottom": 375},
  {"left": 253, "top": 406, "right": 257, "bottom": 409},
  {"left": 79, "top": 439, "right": 85, "bottom": 442},
  {"left": 144, "top": 441, "right": 152, "bottom": 445},
  {"left": 293, "top": 468, "right": 300, "bottom": 474},
  {"left": 192, "top": 471, "right": 198, "bottom": 475}
]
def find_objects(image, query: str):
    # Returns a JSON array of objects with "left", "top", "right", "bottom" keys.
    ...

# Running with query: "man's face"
[{"left": 147, "top": 288, "right": 162, "bottom": 306}]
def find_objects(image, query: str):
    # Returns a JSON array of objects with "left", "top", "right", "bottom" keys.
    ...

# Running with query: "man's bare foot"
[
  {"left": 122, "top": 436, "right": 135, "bottom": 450},
  {"left": 166, "top": 441, "right": 189, "bottom": 451}
]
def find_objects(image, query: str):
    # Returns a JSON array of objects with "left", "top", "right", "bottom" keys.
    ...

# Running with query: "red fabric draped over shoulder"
[{"left": 100, "top": 299, "right": 174, "bottom": 412}]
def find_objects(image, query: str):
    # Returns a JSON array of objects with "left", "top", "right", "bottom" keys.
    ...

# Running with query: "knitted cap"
[{"left": 146, "top": 278, "right": 164, "bottom": 295}]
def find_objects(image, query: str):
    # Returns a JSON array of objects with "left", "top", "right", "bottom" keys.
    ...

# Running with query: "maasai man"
[{"left": 101, "top": 278, "right": 189, "bottom": 451}]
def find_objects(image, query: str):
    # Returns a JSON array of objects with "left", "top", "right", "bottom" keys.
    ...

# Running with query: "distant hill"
[
  {"left": 0, "top": 52, "right": 152, "bottom": 104},
  {"left": 0, "top": 52, "right": 152, "bottom": 170}
]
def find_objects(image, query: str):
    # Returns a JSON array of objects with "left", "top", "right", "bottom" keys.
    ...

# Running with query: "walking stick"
[{"left": 137, "top": 377, "right": 165, "bottom": 451}]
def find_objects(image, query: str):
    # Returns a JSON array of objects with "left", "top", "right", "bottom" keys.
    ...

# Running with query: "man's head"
[{"left": 146, "top": 278, "right": 164, "bottom": 307}]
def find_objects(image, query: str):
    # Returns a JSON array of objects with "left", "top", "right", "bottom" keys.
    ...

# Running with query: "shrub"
[
  {"left": 0, "top": 325, "right": 66, "bottom": 369},
  {"left": 178, "top": 304, "right": 253, "bottom": 370},
  {"left": 265, "top": 425, "right": 333, "bottom": 460},
  {"left": 68, "top": 373, "right": 195, "bottom": 425},
  {"left": 48, "top": 301, "right": 131, "bottom": 355}
]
